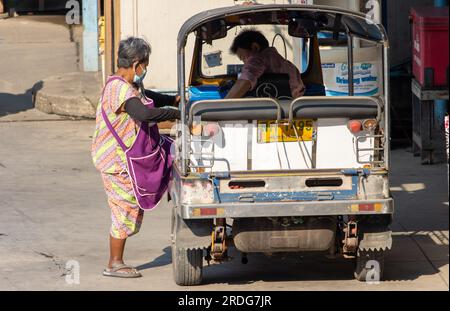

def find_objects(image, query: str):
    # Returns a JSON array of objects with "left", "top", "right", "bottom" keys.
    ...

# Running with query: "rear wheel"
[
  {"left": 171, "top": 208, "right": 204, "bottom": 286},
  {"left": 354, "top": 249, "right": 385, "bottom": 282}
]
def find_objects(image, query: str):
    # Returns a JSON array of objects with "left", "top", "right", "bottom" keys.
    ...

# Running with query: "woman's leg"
[
  {"left": 101, "top": 173, "right": 144, "bottom": 275},
  {"left": 105, "top": 235, "right": 141, "bottom": 277},
  {"left": 108, "top": 235, "right": 127, "bottom": 267}
]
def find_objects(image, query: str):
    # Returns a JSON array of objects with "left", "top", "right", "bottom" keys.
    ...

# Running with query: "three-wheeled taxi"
[{"left": 169, "top": 4, "right": 393, "bottom": 286}]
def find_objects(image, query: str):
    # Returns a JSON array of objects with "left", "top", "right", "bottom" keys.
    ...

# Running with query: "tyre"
[
  {"left": 354, "top": 249, "right": 385, "bottom": 282},
  {"left": 171, "top": 208, "right": 204, "bottom": 286}
]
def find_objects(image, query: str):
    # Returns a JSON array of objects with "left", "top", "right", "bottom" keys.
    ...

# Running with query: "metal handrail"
[{"left": 356, "top": 134, "right": 385, "bottom": 164}]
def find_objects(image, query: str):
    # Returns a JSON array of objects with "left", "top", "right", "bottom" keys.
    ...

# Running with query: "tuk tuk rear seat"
[
  {"left": 189, "top": 97, "right": 380, "bottom": 123},
  {"left": 188, "top": 97, "right": 382, "bottom": 172},
  {"left": 189, "top": 98, "right": 287, "bottom": 123},
  {"left": 289, "top": 97, "right": 380, "bottom": 120}
]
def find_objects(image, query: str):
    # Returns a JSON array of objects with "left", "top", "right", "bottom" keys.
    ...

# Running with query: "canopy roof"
[{"left": 177, "top": 4, "right": 388, "bottom": 51}]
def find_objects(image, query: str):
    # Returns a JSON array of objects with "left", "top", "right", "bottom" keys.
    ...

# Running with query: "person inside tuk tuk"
[{"left": 225, "top": 29, "right": 305, "bottom": 99}]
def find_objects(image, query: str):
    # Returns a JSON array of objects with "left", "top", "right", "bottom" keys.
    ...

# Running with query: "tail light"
[
  {"left": 347, "top": 119, "right": 379, "bottom": 134},
  {"left": 190, "top": 122, "right": 220, "bottom": 137},
  {"left": 350, "top": 203, "right": 384, "bottom": 212},
  {"left": 363, "top": 119, "right": 378, "bottom": 131},
  {"left": 190, "top": 122, "right": 202, "bottom": 136},
  {"left": 203, "top": 123, "right": 220, "bottom": 137},
  {"left": 347, "top": 120, "right": 362, "bottom": 134}
]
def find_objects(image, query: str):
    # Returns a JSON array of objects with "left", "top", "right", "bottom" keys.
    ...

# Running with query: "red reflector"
[
  {"left": 204, "top": 123, "right": 220, "bottom": 137},
  {"left": 200, "top": 208, "right": 217, "bottom": 216},
  {"left": 359, "top": 204, "right": 375, "bottom": 211},
  {"left": 348, "top": 120, "right": 362, "bottom": 134}
]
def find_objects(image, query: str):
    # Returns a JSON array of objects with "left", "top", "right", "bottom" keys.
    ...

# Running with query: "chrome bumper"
[{"left": 181, "top": 198, "right": 394, "bottom": 219}]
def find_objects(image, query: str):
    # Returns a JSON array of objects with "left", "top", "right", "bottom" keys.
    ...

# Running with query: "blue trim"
[
  {"left": 326, "top": 88, "right": 379, "bottom": 97},
  {"left": 301, "top": 38, "right": 308, "bottom": 72},
  {"left": 341, "top": 168, "right": 371, "bottom": 177},
  {"left": 212, "top": 176, "right": 358, "bottom": 203},
  {"left": 433, "top": 0, "right": 448, "bottom": 125},
  {"left": 435, "top": 100, "right": 448, "bottom": 123},
  {"left": 212, "top": 178, "right": 222, "bottom": 203},
  {"left": 188, "top": 85, "right": 227, "bottom": 102},
  {"left": 199, "top": 172, "right": 230, "bottom": 179},
  {"left": 435, "top": 0, "right": 449, "bottom": 7}
]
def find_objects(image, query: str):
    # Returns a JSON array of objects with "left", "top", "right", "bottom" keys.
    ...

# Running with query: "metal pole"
[
  {"left": 178, "top": 48, "right": 188, "bottom": 175},
  {"left": 82, "top": 0, "right": 99, "bottom": 72},
  {"left": 347, "top": 34, "right": 354, "bottom": 96},
  {"left": 133, "top": 0, "right": 139, "bottom": 36},
  {"left": 434, "top": 0, "right": 449, "bottom": 143},
  {"left": 435, "top": 0, "right": 449, "bottom": 173},
  {"left": 435, "top": 0, "right": 449, "bottom": 6},
  {"left": 383, "top": 44, "right": 391, "bottom": 171}
]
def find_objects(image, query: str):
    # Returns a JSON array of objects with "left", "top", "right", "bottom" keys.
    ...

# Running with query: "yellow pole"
[{"left": 99, "top": 16, "right": 106, "bottom": 85}]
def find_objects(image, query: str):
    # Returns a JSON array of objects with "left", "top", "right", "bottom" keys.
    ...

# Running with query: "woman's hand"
[{"left": 173, "top": 95, "right": 181, "bottom": 106}]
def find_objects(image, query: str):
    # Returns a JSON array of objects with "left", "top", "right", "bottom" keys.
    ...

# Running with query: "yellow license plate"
[{"left": 257, "top": 120, "right": 314, "bottom": 143}]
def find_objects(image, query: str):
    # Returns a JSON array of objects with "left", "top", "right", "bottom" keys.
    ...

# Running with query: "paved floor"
[
  {"left": 0, "top": 119, "right": 448, "bottom": 291},
  {"left": 0, "top": 16, "right": 448, "bottom": 291},
  {"left": 0, "top": 15, "right": 79, "bottom": 120}
]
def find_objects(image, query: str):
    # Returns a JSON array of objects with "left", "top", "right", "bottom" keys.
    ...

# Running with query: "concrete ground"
[
  {"left": 0, "top": 119, "right": 448, "bottom": 291},
  {"left": 0, "top": 15, "right": 80, "bottom": 120},
  {"left": 0, "top": 16, "right": 448, "bottom": 291}
]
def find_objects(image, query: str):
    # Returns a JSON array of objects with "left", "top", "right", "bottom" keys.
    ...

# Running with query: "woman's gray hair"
[{"left": 117, "top": 37, "right": 152, "bottom": 69}]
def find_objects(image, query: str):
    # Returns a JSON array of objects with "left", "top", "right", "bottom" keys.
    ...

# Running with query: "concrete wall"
[
  {"left": 3, "top": 0, "right": 79, "bottom": 12},
  {"left": 314, "top": 0, "right": 359, "bottom": 11}
]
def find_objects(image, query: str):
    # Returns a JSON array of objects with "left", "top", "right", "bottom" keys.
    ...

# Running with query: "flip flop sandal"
[{"left": 102, "top": 264, "right": 142, "bottom": 278}]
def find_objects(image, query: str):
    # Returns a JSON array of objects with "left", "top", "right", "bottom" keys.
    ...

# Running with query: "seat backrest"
[
  {"left": 245, "top": 73, "right": 292, "bottom": 99},
  {"left": 189, "top": 98, "right": 283, "bottom": 124},
  {"left": 289, "top": 96, "right": 380, "bottom": 120}
]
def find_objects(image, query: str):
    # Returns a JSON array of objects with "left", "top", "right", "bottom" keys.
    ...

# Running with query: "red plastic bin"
[{"left": 410, "top": 7, "right": 449, "bottom": 87}]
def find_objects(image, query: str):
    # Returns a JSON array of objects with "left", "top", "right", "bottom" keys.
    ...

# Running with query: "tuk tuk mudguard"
[
  {"left": 172, "top": 209, "right": 213, "bottom": 250},
  {"left": 170, "top": 188, "right": 213, "bottom": 250},
  {"left": 357, "top": 219, "right": 393, "bottom": 252},
  {"left": 358, "top": 231, "right": 392, "bottom": 251}
]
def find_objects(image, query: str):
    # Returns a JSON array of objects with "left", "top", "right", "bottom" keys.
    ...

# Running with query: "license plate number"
[{"left": 257, "top": 120, "right": 314, "bottom": 143}]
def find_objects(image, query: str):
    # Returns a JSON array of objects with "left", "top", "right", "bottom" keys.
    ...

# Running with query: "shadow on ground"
[
  {"left": 0, "top": 81, "right": 43, "bottom": 117},
  {"left": 137, "top": 233, "right": 447, "bottom": 286},
  {"left": 136, "top": 247, "right": 172, "bottom": 271},
  {"left": 136, "top": 155, "right": 449, "bottom": 286}
]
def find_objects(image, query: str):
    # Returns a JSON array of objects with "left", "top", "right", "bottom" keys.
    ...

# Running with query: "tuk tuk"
[{"left": 169, "top": 4, "right": 393, "bottom": 286}]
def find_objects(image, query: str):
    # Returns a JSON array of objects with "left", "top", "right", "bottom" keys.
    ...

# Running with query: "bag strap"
[{"left": 100, "top": 76, "right": 129, "bottom": 152}]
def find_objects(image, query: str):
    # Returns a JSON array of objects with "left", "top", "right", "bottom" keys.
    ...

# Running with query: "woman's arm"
[
  {"left": 124, "top": 97, "right": 180, "bottom": 122},
  {"left": 224, "top": 79, "right": 252, "bottom": 99},
  {"left": 225, "top": 55, "right": 265, "bottom": 99},
  {"left": 144, "top": 89, "right": 179, "bottom": 108}
]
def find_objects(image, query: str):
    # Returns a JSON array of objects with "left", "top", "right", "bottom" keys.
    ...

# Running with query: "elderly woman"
[{"left": 91, "top": 37, "right": 179, "bottom": 278}]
